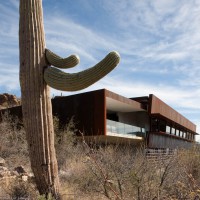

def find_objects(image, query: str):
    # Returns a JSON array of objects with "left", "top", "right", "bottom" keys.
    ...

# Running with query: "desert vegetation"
[{"left": 1, "top": 113, "right": 200, "bottom": 199}]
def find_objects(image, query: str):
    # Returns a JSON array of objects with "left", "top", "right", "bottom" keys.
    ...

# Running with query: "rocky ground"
[
  {"left": 0, "top": 157, "right": 33, "bottom": 198},
  {"left": 0, "top": 93, "right": 21, "bottom": 110}
]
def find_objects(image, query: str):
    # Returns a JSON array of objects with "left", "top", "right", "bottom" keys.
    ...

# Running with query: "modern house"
[
  {"left": 0, "top": 89, "right": 197, "bottom": 149},
  {"left": 52, "top": 89, "right": 197, "bottom": 149}
]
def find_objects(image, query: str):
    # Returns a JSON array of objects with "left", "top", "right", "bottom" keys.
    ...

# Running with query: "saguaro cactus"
[
  {"left": 19, "top": 0, "right": 60, "bottom": 197},
  {"left": 44, "top": 50, "right": 120, "bottom": 91},
  {"left": 19, "top": 0, "right": 120, "bottom": 198}
]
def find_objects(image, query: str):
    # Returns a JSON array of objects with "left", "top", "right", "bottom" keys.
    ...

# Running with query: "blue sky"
[{"left": 0, "top": 0, "right": 200, "bottom": 136}]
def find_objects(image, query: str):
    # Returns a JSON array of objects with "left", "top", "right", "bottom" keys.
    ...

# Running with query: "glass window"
[
  {"left": 166, "top": 126, "right": 171, "bottom": 134},
  {"left": 185, "top": 132, "right": 188, "bottom": 139},
  {"left": 151, "top": 118, "right": 158, "bottom": 132},
  {"left": 141, "top": 128, "right": 145, "bottom": 133},
  {"left": 117, "top": 122, "right": 125, "bottom": 134},
  {"left": 179, "top": 131, "right": 183, "bottom": 137},
  {"left": 171, "top": 127, "right": 176, "bottom": 135},
  {"left": 188, "top": 132, "right": 191, "bottom": 140},
  {"left": 176, "top": 129, "right": 180, "bottom": 136},
  {"left": 159, "top": 120, "right": 166, "bottom": 132}
]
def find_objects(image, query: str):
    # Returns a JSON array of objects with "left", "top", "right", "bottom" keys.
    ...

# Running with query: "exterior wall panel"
[
  {"left": 150, "top": 94, "right": 196, "bottom": 132},
  {"left": 0, "top": 105, "right": 23, "bottom": 122},
  {"left": 52, "top": 90, "right": 106, "bottom": 136},
  {"left": 0, "top": 90, "right": 197, "bottom": 149},
  {"left": 148, "top": 133, "right": 193, "bottom": 149},
  {"left": 94, "top": 90, "right": 106, "bottom": 135}
]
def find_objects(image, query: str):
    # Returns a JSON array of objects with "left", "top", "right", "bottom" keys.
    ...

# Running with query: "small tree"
[{"left": 19, "top": 0, "right": 120, "bottom": 198}]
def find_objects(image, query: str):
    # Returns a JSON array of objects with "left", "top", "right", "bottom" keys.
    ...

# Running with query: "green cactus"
[
  {"left": 19, "top": 0, "right": 120, "bottom": 198},
  {"left": 44, "top": 50, "right": 120, "bottom": 91},
  {"left": 45, "top": 49, "right": 80, "bottom": 69}
]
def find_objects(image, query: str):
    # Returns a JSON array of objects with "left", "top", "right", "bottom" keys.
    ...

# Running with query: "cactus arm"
[
  {"left": 45, "top": 49, "right": 80, "bottom": 69},
  {"left": 44, "top": 51, "right": 120, "bottom": 91}
]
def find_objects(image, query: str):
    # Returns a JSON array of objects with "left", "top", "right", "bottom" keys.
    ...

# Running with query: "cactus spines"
[
  {"left": 44, "top": 51, "right": 120, "bottom": 91},
  {"left": 45, "top": 49, "right": 80, "bottom": 69}
]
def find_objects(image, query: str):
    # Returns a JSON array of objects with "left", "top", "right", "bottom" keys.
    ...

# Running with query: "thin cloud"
[
  {"left": 0, "top": 1, "right": 199, "bottom": 133},
  {"left": 44, "top": 16, "right": 118, "bottom": 65}
]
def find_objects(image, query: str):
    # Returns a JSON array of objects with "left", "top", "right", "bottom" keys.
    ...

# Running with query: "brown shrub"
[
  {"left": 0, "top": 112, "right": 29, "bottom": 169},
  {"left": 1, "top": 114, "right": 200, "bottom": 199}
]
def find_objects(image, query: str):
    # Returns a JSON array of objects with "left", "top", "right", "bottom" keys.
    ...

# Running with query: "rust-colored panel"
[
  {"left": 94, "top": 90, "right": 106, "bottom": 135},
  {"left": 0, "top": 106, "right": 23, "bottom": 122},
  {"left": 52, "top": 89, "right": 106, "bottom": 136},
  {"left": 150, "top": 94, "right": 196, "bottom": 132}
]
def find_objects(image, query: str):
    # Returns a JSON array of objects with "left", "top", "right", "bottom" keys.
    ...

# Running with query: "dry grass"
[
  {"left": 0, "top": 112, "right": 29, "bottom": 169},
  {"left": 1, "top": 114, "right": 200, "bottom": 199}
]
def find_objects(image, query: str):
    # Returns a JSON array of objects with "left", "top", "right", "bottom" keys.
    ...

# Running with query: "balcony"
[{"left": 106, "top": 119, "right": 145, "bottom": 139}]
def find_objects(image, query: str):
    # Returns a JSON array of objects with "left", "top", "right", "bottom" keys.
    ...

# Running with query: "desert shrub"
[
  {"left": 38, "top": 193, "right": 55, "bottom": 200},
  {"left": 58, "top": 139, "right": 200, "bottom": 200},
  {"left": 163, "top": 146, "right": 200, "bottom": 199},
  {"left": 3, "top": 179, "right": 38, "bottom": 199},
  {"left": 0, "top": 112, "right": 29, "bottom": 168},
  {"left": 1, "top": 113, "right": 200, "bottom": 199},
  {"left": 54, "top": 116, "right": 78, "bottom": 169}
]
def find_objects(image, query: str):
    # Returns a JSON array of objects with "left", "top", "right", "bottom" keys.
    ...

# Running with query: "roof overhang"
[
  {"left": 106, "top": 97, "right": 145, "bottom": 113},
  {"left": 104, "top": 89, "right": 145, "bottom": 113}
]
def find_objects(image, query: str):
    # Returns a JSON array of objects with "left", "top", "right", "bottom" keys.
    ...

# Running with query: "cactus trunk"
[{"left": 19, "top": 0, "right": 60, "bottom": 197}]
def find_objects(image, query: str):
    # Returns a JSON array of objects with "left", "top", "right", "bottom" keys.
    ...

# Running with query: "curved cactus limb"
[
  {"left": 44, "top": 51, "right": 120, "bottom": 91},
  {"left": 45, "top": 49, "right": 80, "bottom": 69}
]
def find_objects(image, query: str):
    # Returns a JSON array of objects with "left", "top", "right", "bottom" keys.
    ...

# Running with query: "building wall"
[
  {"left": 0, "top": 90, "right": 197, "bottom": 150},
  {"left": 52, "top": 90, "right": 106, "bottom": 136},
  {"left": 0, "top": 106, "right": 22, "bottom": 122},
  {"left": 150, "top": 94, "right": 196, "bottom": 132},
  {"left": 148, "top": 133, "right": 193, "bottom": 149}
]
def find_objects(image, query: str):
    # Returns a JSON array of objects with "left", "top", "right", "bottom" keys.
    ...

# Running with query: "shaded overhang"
[{"left": 105, "top": 90, "right": 145, "bottom": 113}]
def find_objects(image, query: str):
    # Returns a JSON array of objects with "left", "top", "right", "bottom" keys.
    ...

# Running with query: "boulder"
[
  {"left": 0, "top": 157, "right": 5, "bottom": 166},
  {"left": 0, "top": 166, "right": 11, "bottom": 178},
  {"left": 0, "top": 93, "right": 21, "bottom": 109},
  {"left": 14, "top": 166, "right": 27, "bottom": 174}
]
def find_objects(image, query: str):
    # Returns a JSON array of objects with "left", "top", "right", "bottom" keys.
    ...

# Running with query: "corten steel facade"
[
  {"left": 0, "top": 89, "right": 197, "bottom": 149},
  {"left": 51, "top": 89, "right": 197, "bottom": 149},
  {"left": 132, "top": 94, "right": 197, "bottom": 148}
]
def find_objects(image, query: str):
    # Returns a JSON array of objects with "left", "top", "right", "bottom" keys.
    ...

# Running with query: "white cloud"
[
  {"left": 0, "top": 1, "right": 199, "bottom": 134},
  {"left": 44, "top": 17, "right": 118, "bottom": 64}
]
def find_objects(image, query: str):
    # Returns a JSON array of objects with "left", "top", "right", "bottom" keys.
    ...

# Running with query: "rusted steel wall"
[
  {"left": 93, "top": 90, "right": 106, "bottom": 135},
  {"left": 52, "top": 89, "right": 106, "bottom": 136},
  {"left": 148, "top": 133, "right": 193, "bottom": 149},
  {"left": 150, "top": 94, "right": 196, "bottom": 132},
  {"left": 0, "top": 90, "right": 106, "bottom": 136},
  {"left": 0, "top": 106, "right": 22, "bottom": 122}
]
